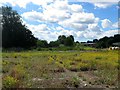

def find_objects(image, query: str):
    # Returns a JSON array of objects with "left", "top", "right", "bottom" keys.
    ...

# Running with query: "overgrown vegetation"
[{"left": 2, "top": 50, "right": 119, "bottom": 88}]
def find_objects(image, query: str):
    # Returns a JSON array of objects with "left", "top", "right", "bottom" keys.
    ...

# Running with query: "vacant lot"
[{"left": 2, "top": 50, "right": 119, "bottom": 88}]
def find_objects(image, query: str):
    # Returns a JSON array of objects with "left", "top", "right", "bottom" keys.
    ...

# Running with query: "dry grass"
[{"left": 2, "top": 50, "right": 119, "bottom": 88}]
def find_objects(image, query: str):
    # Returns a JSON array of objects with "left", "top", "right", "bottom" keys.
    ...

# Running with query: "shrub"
[
  {"left": 69, "top": 67, "right": 79, "bottom": 72},
  {"left": 78, "top": 63, "right": 89, "bottom": 71},
  {"left": 37, "top": 47, "right": 41, "bottom": 51},
  {"left": 95, "top": 56, "right": 102, "bottom": 60},
  {"left": 10, "top": 65, "right": 26, "bottom": 80},
  {"left": 72, "top": 77, "right": 79, "bottom": 88},
  {"left": 3, "top": 76, "right": 19, "bottom": 88}
]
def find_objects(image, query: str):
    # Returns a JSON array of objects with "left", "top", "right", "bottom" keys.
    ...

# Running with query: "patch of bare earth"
[
  {"left": 30, "top": 64, "right": 117, "bottom": 89},
  {"left": 31, "top": 67, "right": 89, "bottom": 88},
  {"left": 78, "top": 71, "right": 117, "bottom": 88}
]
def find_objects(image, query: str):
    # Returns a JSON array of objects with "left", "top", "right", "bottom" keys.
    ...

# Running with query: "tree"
[
  {"left": 96, "top": 36, "right": 109, "bottom": 48},
  {"left": 57, "top": 35, "right": 75, "bottom": 46},
  {"left": 113, "top": 34, "right": 120, "bottom": 42},
  {"left": 58, "top": 35, "right": 66, "bottom": 45},
  {"left": 37, "top": 40, "right": 48, "bottom": 48},
  {"left": 76, "top": 41, "right": 79, "bottom": 43},
  {"left": 65, "top": 36, "right": 74, "bottom": 46},
  {"left": 106, "top": 37, "right": 113, "bottom": 47},
  {"left": 49, "top": 41, "right": 59, "bottom": 47},
  {"left": 69, "top": 35, "right": 74, "bottom": 42},
  {"left": 95, "top": 34, "right": 120, "bottom": 48},
  {"left": 93, "top": 39, "right": 98, "bottom": 43},
  {"left": 2, "top": 6, "right": 37, "bottom": 48}
]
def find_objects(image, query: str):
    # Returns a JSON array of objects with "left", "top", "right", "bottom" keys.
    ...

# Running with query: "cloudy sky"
[{"left": 0, "top": 0, "right": 119, "bottom": 42}]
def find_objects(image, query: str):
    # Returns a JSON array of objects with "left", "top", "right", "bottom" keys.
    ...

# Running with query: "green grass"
[{"left": 2, "top": 50, "right": 119, "bottom": 88}]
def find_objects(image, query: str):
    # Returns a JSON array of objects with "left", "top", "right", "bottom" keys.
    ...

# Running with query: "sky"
[{"left": 0, "top": 0, "right": 119, "bottom": 42}]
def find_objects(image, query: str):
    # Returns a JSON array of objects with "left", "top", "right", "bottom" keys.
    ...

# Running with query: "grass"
[{"left": 2, "top": 50, "right": 119, "bottom": 88}]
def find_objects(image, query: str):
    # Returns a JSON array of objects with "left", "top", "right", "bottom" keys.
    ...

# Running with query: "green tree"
[
  {"left": 113, "top": 34, "right": 120, "bottom": 42},
  {"left": 87, "top": 40, "right": 93, "bottom": 43},
  {"left": 96, "top": 36, "right": 109, "bottom": 48},
  {"left": 106, "top": 37, "right": 114, "bottom": 47},
  {"left": 49, "top": 41, "right": 59, "bottom": 47},
  {"left": 93, "top": 39, "right": 98, "bottom": 43},
  {"left": 58, "top": 35, "right": 66, "bottom": 45},
  {"left": 37, "top": 40, "right": 48, "bottom": 48},
  {"left": 65, "top": 36, "right": 74, "bottom": 46},
  {"left": 96, "top": 34, "right": 120, "bottom": 48},
  {"left": 2, "top": 6, "right": 37, "bottom": 48},
  {"left": 69, "top": 35, "right": 74, "bottom": 42},
  {"left": 57, "top": 35, "right": 74, "bottom": 46}
]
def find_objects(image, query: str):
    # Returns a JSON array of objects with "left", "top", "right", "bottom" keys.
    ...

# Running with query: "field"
[{"left": 2, "top": 50, "right": 119, "bottom": 89}]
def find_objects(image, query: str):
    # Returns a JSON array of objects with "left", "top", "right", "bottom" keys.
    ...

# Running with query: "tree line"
[
  {"left": 1, "top": 6, "right": 119, "bottom": 49},
  {"left": 86, "top": 34, "right": 120, "bottom": 48},
  {"left": 37, "top": 34, "right": 120, "bottom": 49},
  {"left": 94, "top": 34, "right": 120, "bottom": 48},
  {"left": 37, "top": 35, "right": 74, "bottom": 48}
]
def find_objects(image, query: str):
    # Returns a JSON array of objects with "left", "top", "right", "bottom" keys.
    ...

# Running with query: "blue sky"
[{"left": 0, "top": 0, "right": 119, "bottom": 42}]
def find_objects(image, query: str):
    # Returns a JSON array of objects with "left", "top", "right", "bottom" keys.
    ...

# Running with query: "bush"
[
  {"left": 10, "top": 65, "right": 26, "bottom": 80},
  {"left": 3, "top": 76, "right": 19, "bottom": 88},
  {"left": 37, "top": 47, "right": 41, "bottom": 51}
]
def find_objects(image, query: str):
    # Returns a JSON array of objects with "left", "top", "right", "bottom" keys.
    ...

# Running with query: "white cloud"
[
  {"left": 88, "top": 24, "right": 101, "bottom": 32},
  {"left": 112, "top": 18, "right": 120, "bottom": 29},
  {"left": 93, "top": 2, "right": 116, "bottom": 9},
  {"left": 101, "top": 19, "right": 119, "bottom": 29},
  {"left": 27, "top": 24, "right": 48, "bottom": 32},
  {"left": 75, "top": 1, "right": 118, "bottom": 9},
  {"left": 71, "top": 23, "right": 88, "bottom": 30},
  {"left": 83, "top": 31, "right": 98, "bottom": 39},
  {"left": 43, "top": 7, "right": 71, "bottom": 22},
  {"left": 76, "top": 29, "right": 119, "bottom": 40},
  {"left": 60, "top": 30, "right": 76, "bottom": 36},
  {"left": 0, "top": 0, "right": 30, "bottom": 8},
  {"left": 21, "top": 11, "right": 44, "bottom": 22},
  {"left": 70, "top": 12, "right": 98, "bottom": 23},
  {"left": 56, "top": 26, "right": 65, "bottom": 31},
  {"left": 101, "top": 19, "right": 112, "bottom": 28},
  {"left": 1, "top": 0, "right": 118, "bottom": 9},
  {"left": 51, "top": 0, "right": 69, "bottom": 10},
  {"left": 70, "top": 0, "right": 119, "bottom": 2},
  {"left": 70, "top": 4, "right": 83, "bottom": 12},
  {"left": 0, "top": 0, "right": 54, "bottom": 8},
  {"left": 21, "top": 0, "right": 72, "bottom": 23},
  {"left": 112, "top": 22, "right": 118, "bottom": 28},
  {"left": 58, "top": 12, "right": 99, "bottom": 31},
  {"left": 98, "top": 30, "right": 119, "bottom": 39},
  {"left": 25, "top": 23, "right": 58, "bottom": 42}
]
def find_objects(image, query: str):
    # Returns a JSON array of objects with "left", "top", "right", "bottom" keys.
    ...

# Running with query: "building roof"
[{"left": 112, "top": 42, "right": 120, "bottom": 46}]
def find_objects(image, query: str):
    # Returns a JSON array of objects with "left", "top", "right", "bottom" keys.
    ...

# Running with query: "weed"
[
  {"left": 95, "top": 56, "right": 102, "bottom": 60},
  {"left": 2, "top": 50, "right": 119, "bottom": 88},
  {"left": 10, "top": 65, "right": 26, "bottom": 80},
  {"left": 72, "top": 77, "right": 79, "bottom": 88},
  {"left": 3, "top": 76, "right": 19, "bottom": 88},
  {"left": 82, "top": 77, "right": 86, "bottom": 81}
]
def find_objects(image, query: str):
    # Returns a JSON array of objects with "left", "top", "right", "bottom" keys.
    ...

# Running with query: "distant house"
[
  {"left": 112, "top": 42, "right": 120, "bottom": 47},
  {"left": 109, "top": 42, "right": 120, "bottom": 50}
]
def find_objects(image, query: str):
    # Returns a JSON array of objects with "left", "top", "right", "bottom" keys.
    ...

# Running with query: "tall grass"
[{"left": 2, "top": 50, "right": 119, "bottom": 88}]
